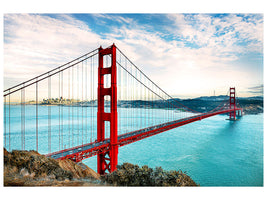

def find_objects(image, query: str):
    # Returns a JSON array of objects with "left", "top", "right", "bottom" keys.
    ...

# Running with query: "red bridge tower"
[
  {"left": 97, "top": 44, "right": 118, "bottom": 174},
  {"left": 229, "top": 87, "right": 236, "bottom": 120}
]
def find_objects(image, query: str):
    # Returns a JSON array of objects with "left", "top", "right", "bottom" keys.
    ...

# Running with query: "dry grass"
[{"left": 4, "top": 148, "right": 100, "bottom": 186}]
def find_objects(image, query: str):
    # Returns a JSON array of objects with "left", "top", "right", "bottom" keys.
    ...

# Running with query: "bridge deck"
[{"left": 46, "top": 108, "right": 242, "bottom": 162}]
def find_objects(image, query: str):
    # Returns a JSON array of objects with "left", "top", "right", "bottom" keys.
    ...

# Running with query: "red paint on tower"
[
  {"left": 97, "top": 44, "right": 118, "bottom": 175},
  {"left": 229, "top": 87, "right": 236, "bottom": 120}
]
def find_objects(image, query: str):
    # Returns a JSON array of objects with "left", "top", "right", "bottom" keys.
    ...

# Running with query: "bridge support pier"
[
  {"left": 97, "top": 44, "right": 118, "bottom": 175},
  {"left": 237, "top": 109, "right": 242, "bottom": 117}
]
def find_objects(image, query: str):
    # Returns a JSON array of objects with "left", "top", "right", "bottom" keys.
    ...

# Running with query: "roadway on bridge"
[{"left": 46, "top": 107, "right": 242, "bottom": 162}]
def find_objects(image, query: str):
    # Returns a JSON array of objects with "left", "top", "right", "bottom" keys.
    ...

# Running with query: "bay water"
[{"left": 4, "top": 105, "right": 263, "bottom": 186}]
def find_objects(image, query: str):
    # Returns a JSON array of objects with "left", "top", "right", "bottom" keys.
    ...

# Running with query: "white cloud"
[
  {"left": 92, "top": 14, "right": 135, "bottom": 26},
  {"left": 168, "top": 14, "right": 263, "bottom": 56},
  {"left": 4, "top": 13, "right": 263, "bottom": 98},
  {"left": 4, "top": 14, "right": 108, "bottom": 83},
  {"left": 111, "top": 14, "right": 262, "bottom": 97}
]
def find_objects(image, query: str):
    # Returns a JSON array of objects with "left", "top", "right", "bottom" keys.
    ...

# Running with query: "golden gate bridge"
[{"left": 3, "top": 44, "right": 242, "bottom": 175}]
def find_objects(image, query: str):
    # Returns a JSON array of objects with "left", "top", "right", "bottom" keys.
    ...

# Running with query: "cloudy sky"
[{"left": 4, "top": 13, "right": 263, "bottom": 98}]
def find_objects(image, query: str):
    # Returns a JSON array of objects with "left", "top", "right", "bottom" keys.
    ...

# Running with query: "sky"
[{"left": 3, "top": 13, "right": 264, "bottom": 98}]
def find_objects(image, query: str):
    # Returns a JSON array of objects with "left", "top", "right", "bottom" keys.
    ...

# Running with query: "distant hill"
[
  {"left": 125, "top": 95, "right": 263, "bottom": 115},
  {"left": 172, "top": 95, "right": 263, "bottom": 101},
  {"left": 237, "top": 96, "right": 263, "bottom": 101},
  {"left": 193, "top": 95, "right": 228, "bottom": 101}
]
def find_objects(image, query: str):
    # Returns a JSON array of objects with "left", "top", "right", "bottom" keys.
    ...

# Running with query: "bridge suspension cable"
[
  {"left": 116, "top": 47, "right": 203, "bottom": 114},
  {"left": 4, "top": 48, "right": 99, "bottom": 153},
  {"left": 3, "top": 44, "right": 241, "bottom": 172},
  {"left": 114, "top": 47, "right": 232, "bottom": 137}
]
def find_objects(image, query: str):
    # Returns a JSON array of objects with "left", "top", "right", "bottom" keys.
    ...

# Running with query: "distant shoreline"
[
  {"left": 5, "top": 95, "right": 263, "bottom": 115},
  {"left": 5, "top": 103, "right": 263, "bottom": 115}
]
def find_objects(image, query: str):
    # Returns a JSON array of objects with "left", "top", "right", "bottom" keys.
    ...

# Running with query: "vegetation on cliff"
[
  {"left": 102, "top": 163, "right": 198, "bottom": 186},
  {"left": 4, "top": 149, "right": 198, "bottom": 186},
  {"left": 4, "top": 148, "right": 100, "bottom": 186}
]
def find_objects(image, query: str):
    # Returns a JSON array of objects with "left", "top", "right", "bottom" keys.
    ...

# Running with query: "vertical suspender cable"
[
  {"left": 68, "top": 68, "right": 70, "bottom": 148},
  {"left": 127, "top": 58, "right": 129, "bottom": 132},
  {"left": 132, "top": 64, "right": 134, "bottom": 131},
  {"left": 21, "top": 89, "right": 23, "bottom": 150},
  {"left": 146, "top": 78, "right": 148, "bottom": 126},
  {"left": 117, "top": 54, "right": 119, "bottom": 135},
  {"left": 149, "top": 82, "right": 151, "bottom": 125},
  {"left": 92, "top": 55, "right": 94, "bottom": 141},
  {"left": 132, "top": 65, "right": 134, "bottom": 131},
  {"left": 82, "top": 61, "right": 84, "bottom": 146},
  {"left": 151, "top": 83, "right": 153, "bottom": 125},
  {"left": 126, "top": 58, "right": 129, "bottom": 132},
  {"left": 140, "top": 71, "right": 142, "bottom": 129},
  {"left": 146, "top": 78, "right": 148, "bottom": 127},
  {"left": 154, "top": 85, "right": 156, "bottom": 125},
  {"left": 140, "top": 67, "right": 142, "bottom": 128},
  {"left": 8, "top": 94, "right": 10, "bottom": 151},
  {"left": 48, "top": 74, "right": 51, "bottom": 153},
  {"left": 21, "top": 87, "right": 25, "bottom": 150},
  {"left": 124, "top": 56, "right": 126, "bottom": 132},
  {"left": 124, "top": 55, "right": 126, "bottom": 133},
  {"left": 116, "top": 56, "right": 121, "bottom": 135},
  {"left": 36, "top": 80, "right": 38, "bottom": 152},
  {"left": 119, "top": 56, "right": 121, "bottom": 135},
  {"left": 90, "top": 57, "right": 93, "bottom": 142},
  {"left": 58, "top": 72, "right": 61, "bottom": 151},
  {"left": 4, "top": 96, "right": 6, "bottom": 149},
  {"left": 168, "top": 95, "right": 170, "bottom": 122},
  {"left": 72, "top": 66, "right": 74, "bottom": 147},
  {"left": 151, "top": 82, "right": 153, "bottom": 125},
  {"left": 144, "top": 78, "right": 147, "bottom": 127},
  {"left": 146, "top": 79, "right": 148, "bottom": 127},
  {"left": 119, "top": 53, "right": 122, "bottom": 135},
  {"left": 153, "top": 82, "right": 155, "bottom": 126},
  {"left": 120, "top": 55, "right": 122, "bottom": 134},
  {"left": 130, "top": 64, "right": 132, "bottom": 132},
  {"left": 149, "top": 81, "right": 151, "bottom": 126},
  {"left": 117, "top": 55, "right": 119, "bottom": 135},
  {"left": 140, "top": 70, "right": 142, "bottom": 129},
  {"left": 61, "top": 70, "right": 64, "bottom": 150},
  {"left": 77, "top": 63, "right": 79, "bottom": 145},
  {"left": 120, "top": 52, "right": 123, "bottom": 134},
  {"left": 85, "top": 60, "right": 88, "bottom": 143},
  {"left": 130, "top": 63, "right": 132, "bottom": 131},
  {"left": 23, "top": 89, "right": 25, "bottom": 150}
]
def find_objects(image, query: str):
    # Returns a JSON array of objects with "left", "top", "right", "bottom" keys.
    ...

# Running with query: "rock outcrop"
[
  {"left": 4, "top": 148, "right": 198, "bottom": 186},
  {"left": 4, "top": 148, "right": 100, "bottom": 186},
  {"left": 102, "top": 163, "right": 198, "bottom": 186}
]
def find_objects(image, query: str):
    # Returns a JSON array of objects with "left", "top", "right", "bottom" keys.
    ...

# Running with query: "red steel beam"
[{"left": 46, "top": 108, "right": 242, "bottom": 163}]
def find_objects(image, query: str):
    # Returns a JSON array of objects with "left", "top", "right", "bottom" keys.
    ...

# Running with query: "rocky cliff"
[
  {"left": 4, "top": 148, "right": 198, "bottom": 186},
  {"left": 4, "top": 148, "right": 100, "bottom": 186},
  {"left": 102, "top": 162, "right": 198, "bottom": 186}
]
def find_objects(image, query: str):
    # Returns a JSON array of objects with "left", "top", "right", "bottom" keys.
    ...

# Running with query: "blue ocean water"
[
  {"left": 85, "top": 112, "right": 264, "bottom": 186},
  {"left": 4, "top": 105, "right": 263, "bottom": 186}
]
